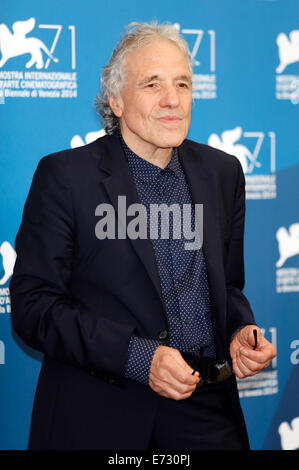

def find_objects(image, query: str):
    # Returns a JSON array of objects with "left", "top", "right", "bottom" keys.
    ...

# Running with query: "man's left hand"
[{"left": 229, "top": 325, "right": 277, "bottom": 379}]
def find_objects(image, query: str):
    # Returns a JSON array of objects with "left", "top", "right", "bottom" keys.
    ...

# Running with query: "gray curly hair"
[{"left": 95, "top": 20, "right": 192, "bottom": 135}]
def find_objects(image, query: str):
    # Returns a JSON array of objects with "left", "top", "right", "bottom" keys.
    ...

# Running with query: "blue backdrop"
[{"left": 1, "top": 0, "right": 299, "bottom": 450}]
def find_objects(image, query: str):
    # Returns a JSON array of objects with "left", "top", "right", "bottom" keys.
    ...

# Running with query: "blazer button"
[{"left": 158, "top": 329, "right": 168, "bottom": 340}]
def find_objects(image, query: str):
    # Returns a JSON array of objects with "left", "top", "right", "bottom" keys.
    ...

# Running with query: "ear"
[{"left": 107, "top": 91, "right": 124, "bottom": 118}]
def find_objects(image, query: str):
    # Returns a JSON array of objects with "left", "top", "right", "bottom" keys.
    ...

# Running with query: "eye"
[
  {"left": 178, "top": 82, "right": 190, "bottom": 88},
  {"left": 146, "top": 82, "right": 159, "bottom": 89}
]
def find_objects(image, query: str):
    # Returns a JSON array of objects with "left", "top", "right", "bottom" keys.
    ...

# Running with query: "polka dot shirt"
[{"left": 119, "top": 132, "right": 216, "bottom": 386}]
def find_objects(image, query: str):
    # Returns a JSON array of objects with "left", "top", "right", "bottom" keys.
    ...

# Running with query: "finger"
[
  {"left": 235, "top": 350, "right": 251, "bottom": 376},
  {"left": 232, "top": 353, "right": 245, "bottom": 379},
  {"left": 238, "top": 350, "right": 264, "bottom": 373},
  {"left": 170, "top": 389, "right": 195, "bottom": 401},
  {"left": 235, "top": 350, "right": 257, "bottom": 377},
  {"left": 150, "top": 366, "right": 199, "bottom": 394},
  {"left": 239, "top": 345, "right": 275, "bottom": 364},
  {"left": 165, "top": 357, "right": 201, "bottom": 386},
  {"left": 171, "top": 350, "right": 203, "bottom": 374},
  {"left": 149, "top": 375, "right": 197, "bottom": 400},
  {"left": 174, "top": 351, "right": 196, "bottom": 370},
  {"left": 237, "top": 348, "right": 273, "bottom": 377},
  {"left": 173, "top": 353, "right": 202, "bottom": 381}
]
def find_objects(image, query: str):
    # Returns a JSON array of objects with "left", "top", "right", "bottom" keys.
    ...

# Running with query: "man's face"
[{"left": 109, "top": 39, "right": 192, "bottom": 155}]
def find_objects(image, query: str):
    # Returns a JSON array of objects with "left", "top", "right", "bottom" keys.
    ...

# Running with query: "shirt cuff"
[{"left": 124, "top": 334, "right": 160, "bottom": 386}]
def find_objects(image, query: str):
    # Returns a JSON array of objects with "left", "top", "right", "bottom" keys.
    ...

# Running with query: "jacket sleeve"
[
  {"left": 9, "top": 155, "right": 136, "bottom": 381},
  {"left": 225, "top": 158, "right": 257, "bottom": 341}
]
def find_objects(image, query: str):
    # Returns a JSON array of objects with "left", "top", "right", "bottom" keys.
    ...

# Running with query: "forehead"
[{"left": 124, "top": 39, "right": 191, "bottom": 79}]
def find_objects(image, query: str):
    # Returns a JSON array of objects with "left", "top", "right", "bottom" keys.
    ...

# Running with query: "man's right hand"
[{"left": 148, "top": 345, "right": 201, "bottom": 400}]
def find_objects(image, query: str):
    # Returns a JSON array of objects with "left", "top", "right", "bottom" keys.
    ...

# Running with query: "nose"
[{"left": 159, "top": 84, "right": 180, "bottom": 108}]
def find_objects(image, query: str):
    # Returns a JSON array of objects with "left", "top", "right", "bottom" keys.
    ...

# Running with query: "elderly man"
[{"left": 10, "top": 21, "right": 276, "bottom": 450}]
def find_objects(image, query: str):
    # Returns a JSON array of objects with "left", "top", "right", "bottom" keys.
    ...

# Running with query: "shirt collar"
[{"left": 118, "top": 129, "right": 181, "bottom": 183}]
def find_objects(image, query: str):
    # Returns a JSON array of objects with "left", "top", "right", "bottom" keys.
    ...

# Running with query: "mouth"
[{"left": 156, "top": 115, "right": 182, "bottom": 123}]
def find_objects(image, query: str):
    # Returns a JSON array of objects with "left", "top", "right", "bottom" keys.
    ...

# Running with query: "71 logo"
[
  {"left": 38, "top": 23, "right": 76, "bottom": 69},
  {"left": 174, "top": 24, "right": 216, "bottom": 72}
]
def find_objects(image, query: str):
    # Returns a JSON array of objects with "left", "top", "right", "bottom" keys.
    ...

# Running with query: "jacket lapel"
[
  {"left": 92, "top": 134, "right": 165, "bottom": 304},
  {"left": 178, "top": 142, "right": 227, "bottom": 332}
]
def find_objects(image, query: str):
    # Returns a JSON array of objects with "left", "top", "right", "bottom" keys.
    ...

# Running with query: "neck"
[{"left": 119, "top": 127, "right": 173, "bottom": 169}]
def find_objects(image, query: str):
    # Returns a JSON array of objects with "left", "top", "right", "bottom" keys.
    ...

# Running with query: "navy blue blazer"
[{"left": 10, "top": 133, "right": 256, "bottom": 449}]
